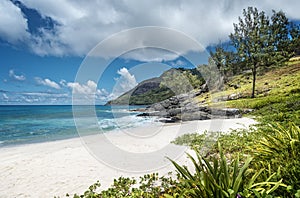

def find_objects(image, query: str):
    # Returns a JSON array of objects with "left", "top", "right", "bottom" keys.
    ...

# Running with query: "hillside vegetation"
[
  {"left": 106, "top": 68, "right": 204, "bottom": 105},
  {"left": 197, "top": 62, "right": 300, "bottom": 124}
]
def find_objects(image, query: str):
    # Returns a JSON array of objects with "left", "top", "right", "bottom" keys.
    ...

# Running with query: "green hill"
[{"left": 106, "top": 68, "right": 204, "bottom": 105}]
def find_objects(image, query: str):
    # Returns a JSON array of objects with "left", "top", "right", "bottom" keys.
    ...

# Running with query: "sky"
[{"left": 1, "top": 0, "right": 300, "bottom": 105}]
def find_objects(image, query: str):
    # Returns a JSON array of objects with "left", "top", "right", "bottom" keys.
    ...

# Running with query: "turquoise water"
[{"left": 0, "top": 105, "right": 152, "bottom": 147}]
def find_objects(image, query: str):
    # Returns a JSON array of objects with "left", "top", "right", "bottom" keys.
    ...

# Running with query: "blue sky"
[{"left": 1, "top": 0, "right": 300, "bottom": 105}]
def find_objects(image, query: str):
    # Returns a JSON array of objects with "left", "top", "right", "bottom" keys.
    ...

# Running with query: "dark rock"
[
  {"left": 181, "top": 112, "right": 211, "bottom": 121},
  {"left": 242, "top": 109, "right": 254, "bottom": 114},
  {"left": 138, "top": 87, "right": 243, "bottom": 122},
  {"left": 201, "top": 83, "right": 209, "bottom": 93},
  {"left": 159, "top": 117, "right": 181, "bottom": 123},
  {"left": 233, "top": 84, "right": 241, "bottom": 89},
  {"left": 150, "top": 103, "right": 165, "bottom": 111},
  {"left": 225, "top": 108, "right": 241, "bottom": 116},
  {"left": 211, "top": 108, "right": 241, "bottom": 117},
  {"left": 168, "top": 108, "right": 181, "bottom": 116},
  {"left": 149, "top": 111, "right": 168, "bottom": 117},
  {"left": 137, "top": 112, "right": 150, "bottom": 117},
  {"left": 130, "top": 108, "right": 147, "bottom": 112}
]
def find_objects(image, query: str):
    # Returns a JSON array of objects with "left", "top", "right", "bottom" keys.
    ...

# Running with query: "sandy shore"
[{"left": 0, "top": 118, "right": 256, "bottom": 197}]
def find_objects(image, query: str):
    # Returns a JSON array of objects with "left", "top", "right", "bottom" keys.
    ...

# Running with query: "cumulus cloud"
[
  {"left": 67, "top": 80, "right": 109, "bottom": 103},
  {"left": 2, "top": 0, "right": 300, "bottom": 59},
  {"left": 109, "top": 67, "right": 138, "bottom": 99},
  {"left": 67, "top": 80, "right": 110, "bottom": 104},
  {"left": 0, "top": 0, "right": 29, "bottom": 43},
  {"left": 35, "top": 77, "right": 61, "bottom": 89},
  {"left": 67, "top": 80, "right": 98, "bottom": 95},
  {"left": 9, "top": 69, "right": 26, "bottom": 81},
  {"left": 116, "top": 67, "right": 137, "bottom": 91}
]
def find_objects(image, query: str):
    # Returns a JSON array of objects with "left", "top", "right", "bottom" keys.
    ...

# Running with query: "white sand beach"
[{"left": 0, "top": 118, "right": 256, "bottom": 198}]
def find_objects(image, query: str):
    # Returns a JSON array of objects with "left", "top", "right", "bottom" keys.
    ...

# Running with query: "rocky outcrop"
[{"left": 137, "top": 88, "right": 243, "bottom": 122}]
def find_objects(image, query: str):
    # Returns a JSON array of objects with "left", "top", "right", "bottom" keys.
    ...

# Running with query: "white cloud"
[
  {"left": 2, "top": 93, "right": 9, "bottom": 100},
  {"left": 1, "top": 0, "right": 299, "bottom": 59},
  {"left": 66, "top": 80, "right": 112, "bottom": 104},
  {"left": 171, "top": 60, "right": 186, "bottom": 67},
  {"left": 59, "top": 79, "right": 67, "bottom": 87},
  {"left": 116, "top": 67, "right": 137, "bottom": 91},
  {"left": 67, "top": 80, "right": 108, "bottom": 101},
  {"left": 0, "top": 0, "right": 29, "bottom": 43},
  {"left": 9, "top": 69, "right": 26, "bottom": 81},
  {"left": 67, "top": 80, "right": 97, "bottom": 95},
  {"left": 22, "top": 92, "right": 68, "bottom": 97},
  {"left": 121, "top": 48, "right": 179, "bottom": 62},
  {"left": 35, "top": 77, "right": 61, "bottom": 89},
  {"left": 111, "top": 67, "right": 138, "bottom": 98},
  {"left": 0, "top": 91, "right": 71, "bottom": 104}
]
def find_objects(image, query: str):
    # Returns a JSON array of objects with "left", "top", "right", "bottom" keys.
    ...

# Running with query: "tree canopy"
[{"left": 210, "top": 7, "right": 300, "bottom": 98}]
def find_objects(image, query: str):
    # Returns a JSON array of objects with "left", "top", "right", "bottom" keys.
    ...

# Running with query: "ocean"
[{"left": 0, "top": 105, "right": 156, "bottom": 147}]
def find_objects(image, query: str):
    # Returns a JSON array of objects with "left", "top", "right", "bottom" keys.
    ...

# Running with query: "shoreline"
[{"left": 0, "top": 117, "right": 257, "bottom": 197}]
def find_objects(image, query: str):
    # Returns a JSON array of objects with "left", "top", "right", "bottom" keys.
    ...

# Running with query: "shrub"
[
  {"left": 252, "top": 122, "right": 300, "bottom": 196},
  {"left": 167, "top": 143, "right": 285, "bottom": 198}
]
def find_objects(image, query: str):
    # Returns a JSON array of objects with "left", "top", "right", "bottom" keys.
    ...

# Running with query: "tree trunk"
[{"left": 251, "top": 65, "right": 257, "bottom": 98}]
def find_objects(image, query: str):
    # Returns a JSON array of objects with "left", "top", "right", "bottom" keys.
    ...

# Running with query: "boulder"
[
  {"left": 168, "top": 108, "right": 181, "bottom": 116},
  {"left": 159, "top": 116, "right": 181, "bottom": 123},
  {"left": 228, "top": 93, "right": 241, "bottom": 100},
  {"left": 181, "top": 112, "right": 211, "bottom": 121}
]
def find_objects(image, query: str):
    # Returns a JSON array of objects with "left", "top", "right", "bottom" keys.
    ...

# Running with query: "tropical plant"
[
  {"left": 252, "top": 122, "right": 300, "bottom": 196},
  {"left": 167, "top": 143, "right": 285, "bottom": 198}
]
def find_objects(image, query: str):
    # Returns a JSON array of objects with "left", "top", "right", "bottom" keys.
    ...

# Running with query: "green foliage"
[
  {"left": 209, "top": 43, "right": 241, "bottom": 81},
  {"left": 211, "top": 128, "right": 258, "bottom": 161},
  {"left": 171, "top": 132, "right": 206, "bottom": 150},
  {"left": 69, "top": 173, "right": 181, "bottom": 198},
  {"left": 70, "top": 181, "right": 101, "bottom": 198},
  {"left": 160, "top": 68, "right": 204, "bottom": 95},
  {"left": 128, "top": 86, "right": 175, "bottom": 105},
  {"left": 168, "top": 143, "right": 285, "bottom": 198},
  {"left": 229, "top": 7, "right": 293, "bottom": 98},
  {"left": 252, "top": 123, "right": 300, "bottom": 196},
  {"left": 172, "top": 122, "right": 300, "bottom": 197}
]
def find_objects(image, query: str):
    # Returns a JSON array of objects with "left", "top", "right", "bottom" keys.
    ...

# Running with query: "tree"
[
  {"left": 209, "top": 43, "right": 241, "bottom": 82},
  {"left": 230, "top": 7, "right": 271, "bottom": 98},
  {"left": 289, "top": 22, "right": 300, "bottom": 56},
  {"left": 229, "top": 7, "right": 292, "bottom": 98}
]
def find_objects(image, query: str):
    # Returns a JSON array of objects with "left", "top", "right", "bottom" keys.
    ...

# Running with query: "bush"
[
  {"left": 251, "top": 122, "right": 300, "bottom": 196},
  {"left": 167, "top": 143, "right": 285, "bottom": 198}
]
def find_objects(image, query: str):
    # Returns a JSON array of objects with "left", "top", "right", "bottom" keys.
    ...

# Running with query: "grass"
[
  {"left": 198, "top": 63, "right": 300, "bottom": 126},
  {"left": 197, "top": 63, "right": 300, "bottom": 105}
]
